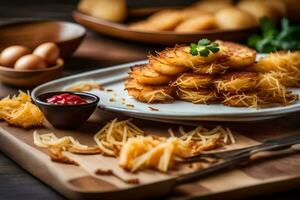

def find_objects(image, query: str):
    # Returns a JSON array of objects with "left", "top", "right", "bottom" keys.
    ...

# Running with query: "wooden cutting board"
[{"left": 0, "top": 109, "right": 300, "bottom": 200}]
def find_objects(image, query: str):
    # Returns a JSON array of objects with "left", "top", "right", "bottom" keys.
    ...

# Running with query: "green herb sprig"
[
  {"left": 248, "top": 17, "right": 300, "bottom": 53},
  {"left": 190, "top": 39, "right": 220, "bottom": 57}
]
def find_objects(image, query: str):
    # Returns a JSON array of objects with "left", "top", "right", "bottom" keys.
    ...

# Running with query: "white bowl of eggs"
[{"left": 0, "top": 42, "right": 64, "bottom": 87}]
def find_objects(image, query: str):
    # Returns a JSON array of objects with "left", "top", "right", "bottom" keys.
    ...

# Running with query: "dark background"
[
  {"left": 0, "top": 1, "right": 299, "bottom": 200},
  {"left": 0, "top": 0, "right": 197, "bottom": 24}
]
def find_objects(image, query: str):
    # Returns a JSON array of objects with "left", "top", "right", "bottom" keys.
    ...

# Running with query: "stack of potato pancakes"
[{"left": 125, "top": 40, "right": 298, "bottom": 108}]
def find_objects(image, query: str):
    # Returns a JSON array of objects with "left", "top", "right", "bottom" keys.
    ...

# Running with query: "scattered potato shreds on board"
[
  {"left": 48, "top": 147, "right": 78, "bottom": 166},
  {"left": 63, "top": 80, "right": 104, "bottom": 92},
  {"left": 33, "top": 130, "right": 102, "bottom": 165},
  {"left": 93, "top": 118, "right": 144, "bottom": 156},
  {"left": 0, "top": 91, "right": 44, "bottom": 128},
  {"left": 33, "top": 130, "right": 100, "bottom": 152},
  {"left": 32, "top": 118, "right": 236, "bottom": 173},
  {"left": 119, "top": 125, "right": 235, "bottom": 172}
]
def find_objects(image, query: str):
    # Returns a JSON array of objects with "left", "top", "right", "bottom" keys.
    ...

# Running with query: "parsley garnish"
[
  {"left": 248, "top": 17, "right": 300, "bottom": 53},
  {"left": 190, "top": 39, "right": 220, "bottom": 57}
]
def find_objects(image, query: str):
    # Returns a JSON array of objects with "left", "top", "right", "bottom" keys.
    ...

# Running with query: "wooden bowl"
[
  {"left": 0, "top": 20, "right": 86, "bottom": 58},
  {"left": 73, "top": 10, "right": 258, "bottom": 45},
  {"left": 0, "top": 59, "right": 64, "bottom": 88}
]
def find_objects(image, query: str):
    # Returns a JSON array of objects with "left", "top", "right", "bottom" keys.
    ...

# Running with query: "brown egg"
[
  {"left": 0, "top": 45, "right": 31, "bottom": 67},
  {"left": 14, "top": 54, "right": 47, "bottom": 70},
  {"left": 33, "top": 42, "right": 60, "bottom": 65}
]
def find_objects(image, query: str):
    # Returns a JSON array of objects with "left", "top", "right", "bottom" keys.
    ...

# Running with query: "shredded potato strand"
[
  {"left": 215, "top": 77, "right": 255, "bottom": 93},
  {"left": 33, "top": 131, "right": 90, "bottom": 150},
  {"left": 144, "top": 90, "right": 173, "bottom": 103},
  {"left": 0, "top": 91, "right": 44, "bottom": 128},
  {"left": 223, "top": 93, "right": 260, "bottom": 108},
  {"left": 120, "top": 125, "right": 235, "bottom": 172},
  {"left": 93, "top": 119, "right": 144, "bottom": 156},
  {"left": 63, "top": 80, "right": 103, "bottom": 92},
  {"left": 176, "top": 88, "right": 217, "bottom": 104},
  {"left": 32, "top": 118, "right": 236, "bottom": 173}
]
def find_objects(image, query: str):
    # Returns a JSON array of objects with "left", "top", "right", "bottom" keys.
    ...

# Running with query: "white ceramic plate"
[{"left": 32, "top": 59, "right": 300, "bottom": 122}]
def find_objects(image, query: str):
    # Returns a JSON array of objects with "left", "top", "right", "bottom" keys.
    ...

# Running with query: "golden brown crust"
[
  {"left": 214, "top": 71, "right": 259, "bottom": 93},
  {"left": 149, "top": 56, "right": 188, "bottom": 75},
  {"left": 258, "top": 90, "right": 298, "bottom": 105},
  {"left": 249, "top": 51, "right": 300, "bottom": 72},
  {"left": 216, "top": 71, "right": 259, "bottom": 81},
  {"left": 156, "top": 40, "right": 256, "bottom": 72},
  {"left": 125, "top": 78, "right": 173, "bottom": 103},
  {"left": 216, "top": 40, "right": 257, "bottom": 68},
  {"left": 249, "top": 52, "right": 300, "bottom": 87},
  {"left": 157, "top": 45, "right": 230, "bottom": 68},
  {"left": 171, "top": 73, "right": 213, "bottom": 89},
  {"left": 222, "top": 92, "right": 261, "bottom": 108},
  {"left": 192, "top": 63, "right": 229, "bottom": 75},
  {"left": 176, "top": 87, "right": 218, "bottom": 104},
  {"left": 129, "top": 64, "right": 174, "bottom": 85}
]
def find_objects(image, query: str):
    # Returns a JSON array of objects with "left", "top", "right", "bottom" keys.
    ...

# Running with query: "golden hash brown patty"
[
  {"left": 176, "top": 87, "right": 218, "bottom": 104},
  {"left": 129, "top": 64, "right": 174, "bottom": 85},
  {"left": 171, "top": 73, "right": 213, "bottom": 89},
  {"left": 192, "top": 62, "right": 228, "bottom": 75},
  {"left": 257, "top": 89, "right": 298, "bottom": 105},
  {"left": 248, "top": 52, "right": 300, "bottom": 87},
  {"left": 156, "top": 45, "right": 229, "bottom": 68},
  {"left": 255, "top": 72, "right": 287, "bottom": 98},
  {"left": 125, "top": 78, "right": 173, "bottom": 103},
  {"left": 222, "top": 92, "right": 261, "bottom": 108},
  {"left": 223, "top": 90, "right": 298, "bottom": 108},
  {"left": 216, "top": 40, "right": 257, "bottom": 68},
  {"left": 249, "top": 51, "right": 300, "bottom": 73},
  {"left": 149, "top": 55, "right": 188, "bottom": 75},
  {"left": 214, "top": 71, "right": 259, "bottom": 93},
  {"left": 155, "top": 40, "right": 255, "bottom": 74}
]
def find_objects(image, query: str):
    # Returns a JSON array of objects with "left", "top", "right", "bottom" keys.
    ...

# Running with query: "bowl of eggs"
[
  {"left": 0, "top": 42, "right": 64, "bottom": 87},
  {"left": 0, "top": 20, "right": 86, "bottom": 59}
]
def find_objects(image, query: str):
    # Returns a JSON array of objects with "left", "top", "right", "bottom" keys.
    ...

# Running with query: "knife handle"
[{"left": 250, "top": 147, "right": 298, "bottom": 161}]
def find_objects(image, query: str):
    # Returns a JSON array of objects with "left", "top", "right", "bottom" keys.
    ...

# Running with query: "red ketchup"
[{"left": 47, "top": 93, "right": 87, "bottom": 105}]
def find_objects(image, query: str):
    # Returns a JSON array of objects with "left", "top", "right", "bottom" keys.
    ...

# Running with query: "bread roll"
[
  {"left": 237, "top": 0, "right": 285, "bottom": 21},
  {"left": 175, "top": 15, "right": 216, "bottom": 32},
  {"left": 180, "top": 7, "right": 212, "bottom": 20},
  {"left": 78, "top": 0, "right": 127, "bottom": 22},
  {"left": 193, "top": 0, "right": 232, "bottom": 13},
  {"left": 215, "top": 7, "right": 257, "bottom": 29},
  {"left": 147, "top": 9, "right": 183, "bottom": 31}
]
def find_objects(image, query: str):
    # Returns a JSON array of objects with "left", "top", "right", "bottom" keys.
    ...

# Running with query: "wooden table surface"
[{"left": 0, "top": 1, "right": 300, "bottom": 200}]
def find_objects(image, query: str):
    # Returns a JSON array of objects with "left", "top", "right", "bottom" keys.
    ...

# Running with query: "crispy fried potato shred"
[
  {"left": 63, "top": 80, "right": 104, "bottom": 92},
  {"left": 93, "top": 119, "right": 144, "bottom": 156},
  {"left": 0, "top": 91, "right": 44, "bottom": 128},
  {"left": 251, "top": 52, "right": 300, "bottom": 87},
  {"left": 120, "top": 125, "right": 235, "bottom": 172},
  {"left": 33, "top": 119, "right": 235, "bottom": 172}
]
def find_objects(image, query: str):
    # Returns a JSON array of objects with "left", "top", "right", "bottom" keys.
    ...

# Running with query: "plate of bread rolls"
[{"left": 73, "top": 0, "right": 292, "bottom": 44}]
